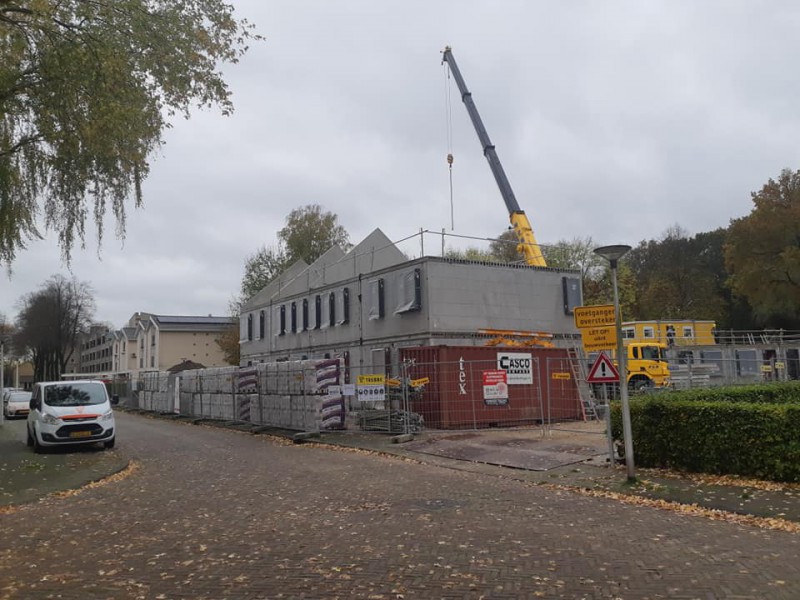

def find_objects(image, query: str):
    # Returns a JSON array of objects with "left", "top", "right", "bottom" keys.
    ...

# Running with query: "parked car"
[
  {"left": 3, "top": 389, "right": 32, "bottom": 418},
  {"left": 27, "top": 380, "right": 116, "bottom": 453}
]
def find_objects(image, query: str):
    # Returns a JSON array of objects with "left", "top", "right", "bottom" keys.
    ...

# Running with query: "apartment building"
[{"left": 110, "top": 313, "right": 234, "bottom": 377}]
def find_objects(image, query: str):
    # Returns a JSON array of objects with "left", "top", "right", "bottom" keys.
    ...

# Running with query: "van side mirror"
[
  {"left": 111, "top": 394, "right": 120, "bottom": 406},
  {"left": 29, "top": 398, "right": 39, "bottom": 410}
]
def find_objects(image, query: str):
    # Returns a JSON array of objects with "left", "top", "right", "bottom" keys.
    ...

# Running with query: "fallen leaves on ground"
[{"left": 543, "top": 482, "right": 800, "bottom": 533}]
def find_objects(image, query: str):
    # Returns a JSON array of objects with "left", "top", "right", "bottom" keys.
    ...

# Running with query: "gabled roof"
[
  {"left": 153, "top": 315, "right": 232, "bottom": 326},
  {"left": 278, "top": 244, "right": 347, "bottom": 298},
  {"left": 131, "top": 314, "right": 234, "bottom": 334},
  {"left": 150, "top": 314, "right": 234, "bottom": 332},
  {"left": 322, "top": 228, "right": 406, "bottom": 284},
  {"left": 242, "top": 258, "right": 310, "bottom": 311},
  {"left": 167, "top": 359, "right": 206, "bottom": 373},
  {"left": 241, "top": 229, "right": 408, "bottom": 309}
]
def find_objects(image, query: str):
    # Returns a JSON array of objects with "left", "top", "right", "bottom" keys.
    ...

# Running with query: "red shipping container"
[{"left": 400, "top": 346, "right": 582, "bottom": 429}]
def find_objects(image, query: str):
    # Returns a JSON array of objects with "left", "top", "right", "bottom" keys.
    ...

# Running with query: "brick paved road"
[{"left": 1, "top": 412, "right": 799, "bottom": 599}]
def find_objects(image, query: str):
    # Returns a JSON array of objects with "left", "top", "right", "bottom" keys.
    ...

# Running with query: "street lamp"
[{"left": 593, "top": 244, "right": 635, "bottom": 481}]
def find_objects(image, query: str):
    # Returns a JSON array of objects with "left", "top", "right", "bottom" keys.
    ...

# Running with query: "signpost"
[
  {"left": 586, "top": 352, "right": 620, "bottom": 384},
  {"left": 580, "top": 327, "right": 617, "bottom": 352},
  {"left": 574, "top": 305, "right": 617, "bottom": 352},
  {"left": 573, "top": 305, "right": 616, "bottom": 329},
  {"left": 356, "top": 374, "right": 386, "bottom": 402}
]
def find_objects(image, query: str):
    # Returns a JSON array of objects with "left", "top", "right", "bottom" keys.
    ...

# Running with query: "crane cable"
[{"left": 444, "top": 61, "right": 455, "bottom": 230}]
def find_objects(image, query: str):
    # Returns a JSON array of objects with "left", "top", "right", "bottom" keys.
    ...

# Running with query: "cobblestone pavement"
[{"left": 1, "top": 412, "right": 799, "bottom": 599}]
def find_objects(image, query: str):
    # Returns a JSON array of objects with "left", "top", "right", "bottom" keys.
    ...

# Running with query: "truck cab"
[
  {"left": 589, "top": 342, "right": 670, "bottom": 394},
  {"left": 625, "top": 342, "right": 670, "bottom": 390}
]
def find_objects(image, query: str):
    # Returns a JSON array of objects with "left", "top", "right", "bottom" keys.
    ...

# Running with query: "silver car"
[{"left": 3, "top": 389, "right": 31, "bottom": 419}]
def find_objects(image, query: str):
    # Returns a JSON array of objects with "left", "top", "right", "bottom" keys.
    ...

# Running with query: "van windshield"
[{"left": 43, "top": 383, "right": 107, "bottom": 407}]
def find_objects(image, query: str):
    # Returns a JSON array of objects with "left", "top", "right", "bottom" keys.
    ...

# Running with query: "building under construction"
[{"left": 239, "top": 228, "right": 584, "bottom": 375}]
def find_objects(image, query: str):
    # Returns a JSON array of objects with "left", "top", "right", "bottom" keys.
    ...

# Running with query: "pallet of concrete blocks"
[
  {"left": 255, "top": 363, "right": 268, "bottom": 393},
  {"left": 196, "top": 392, "right": 212, "bottom": 419},
  {"left": 216, "top": 368, "right": 233, "bottom": 394},
  {"left": 235, "top": 393, "right": 255, "bottom": 422},
  {"left": 258, "top": 393, "right": 277, "bottom": 425},
  {"left": 223, "top": 393, "right": 237, "bottom": 420},
  {"left": 295, "top": 360, "right": 325, "bottom": 396},
  {"left": 187, "top": 391, "right": 202, "bottom": 417},
  {"left": 205, "top": 369, "right": 220, "bottom": 395},
  {"left": 312, "top": 358, "right": 342, "bottom": 394},
  {"left": 289, "top": 395, "right": 314, "bottom": 430},
  {"left": 247, "top": 394, "right": 263, "bottom": 424},
  {"left": 141, "top": 372, "right": 158, "bottom": 393},
  {"left": 179, "top": 391, "right": 193, "bottom": 416},
  {"left": 204, "top": 368, "right": 224, "bottom": 395},
  {"left": 156, "top": 373, "right": 170, "bottom": 394},
  {"left": 201, "top": 392, "right": 220, "bottom": 419},
  {"left": 199, "top": 367, "right": 220, "bottom": 395},
  {"left": 180, "top": 372, "right": 194, "bottom": 395},
  {"left": 318, "top": 394, "right": 346, "bottom": 431},
  {"left": 259, "top": 394, "right": 282, "bottom": 428},
  {"left": 286, "top": 361, "right": 306, "bottom": 395},
  {"left": 262, "top": 363, "right": 279, "bottom": 394},
  {"left": 274, "top": 361, "right": 291, "bottom": 395},
  {"left": 278, "top": 396, "right": 292, "bottom": 428},
  {"left": 181, "top": 370, "right": 201, "bottom": 394}
]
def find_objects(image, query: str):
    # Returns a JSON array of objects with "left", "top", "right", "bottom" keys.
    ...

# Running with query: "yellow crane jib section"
[{"left": 510, "top": 211, "right": 546, "bottom": 267}]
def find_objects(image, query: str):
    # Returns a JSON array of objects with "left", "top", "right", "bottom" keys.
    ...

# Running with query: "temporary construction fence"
[
  {"left": 130, "top": 349, "right": 597, "bottom": 435},
  {"left": 665, "top": 352, "right": 800, "bottom": 389}
]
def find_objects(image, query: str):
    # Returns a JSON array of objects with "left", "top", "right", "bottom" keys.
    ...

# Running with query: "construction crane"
[{"left": 441, "top": 46, "right": 547, "bottom": 267}]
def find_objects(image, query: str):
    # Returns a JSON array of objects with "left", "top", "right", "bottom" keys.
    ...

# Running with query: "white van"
[{"left": 27, "top": 380, "right": 116, "bottom": 453}]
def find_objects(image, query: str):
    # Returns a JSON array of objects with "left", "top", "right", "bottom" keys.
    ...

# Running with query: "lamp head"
[{"left": 594, "top": 244, "right": 631, "bottom": 267}]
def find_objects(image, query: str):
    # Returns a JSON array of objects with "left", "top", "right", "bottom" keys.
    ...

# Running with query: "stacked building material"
[{"left": 358, "top": 409, "right": 424, "bottom": 433}]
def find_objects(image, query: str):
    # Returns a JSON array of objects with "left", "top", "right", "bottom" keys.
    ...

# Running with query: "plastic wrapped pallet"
[{"left": 275, "top": 362, "right": 289, "bottom": 395}]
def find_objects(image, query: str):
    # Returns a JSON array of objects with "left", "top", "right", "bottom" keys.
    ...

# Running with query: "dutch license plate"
[{"left": 69, "top": 431, "right": 92, "bottom": 439}]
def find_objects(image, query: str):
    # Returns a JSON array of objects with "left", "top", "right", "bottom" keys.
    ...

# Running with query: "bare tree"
[{"left": 14, "top": 275, "right": 95, "bottom": 381}]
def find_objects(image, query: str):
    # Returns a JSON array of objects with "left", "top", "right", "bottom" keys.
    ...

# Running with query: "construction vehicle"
[
  {"left": 590, "top": 342, "right": 671, "bottom": 395},
  {"left": 441, "top": 46, "right": 546, "bottom": 267}
]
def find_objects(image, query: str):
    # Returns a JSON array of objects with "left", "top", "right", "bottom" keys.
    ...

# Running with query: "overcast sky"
[{"left": 3, "top": 1, "right": 800, "bottom": 328}]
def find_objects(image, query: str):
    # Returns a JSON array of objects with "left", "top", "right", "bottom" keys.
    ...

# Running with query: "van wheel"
[
  {"left": 33, "top": 434, "right": 46, "bottom": 454},
  {"left": 26, "top": 427, "right": 34, "bottom": 447},
  {"left": 104, "top": 438, "right": 116, "bottom": 450}
]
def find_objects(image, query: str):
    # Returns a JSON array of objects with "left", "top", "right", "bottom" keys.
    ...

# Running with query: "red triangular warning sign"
[{"left": 586, "top": 351, "right": 620, "bottom": 383}]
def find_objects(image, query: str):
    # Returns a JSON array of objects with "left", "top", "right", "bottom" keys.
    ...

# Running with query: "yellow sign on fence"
[
  {"left": 581, "top": 326, "right": 617, "bottom": 352},
  {"left": 551, "top": 372, "right": 571, "bottom": 380},
  {"left": 410, "top": 377, "right": 430, "bottom": 387},
  {"left": 574, "top": 305, "right": 616, "bottom": 329},
  {"left": 357, "top": 374, "right": 385, "bottom": 385}
]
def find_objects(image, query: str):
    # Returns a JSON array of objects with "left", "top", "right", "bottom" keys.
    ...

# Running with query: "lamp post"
[{"left": 593, "top": 244, "right": 635, "bottom": 482}]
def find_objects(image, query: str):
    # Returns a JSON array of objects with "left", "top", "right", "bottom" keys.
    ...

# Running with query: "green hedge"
[
  {"left": 610, "top": 384, "right": 800, "bottom": 481},
  {"left": 657, "top": 381, "right": 800, "bottom": 405}
]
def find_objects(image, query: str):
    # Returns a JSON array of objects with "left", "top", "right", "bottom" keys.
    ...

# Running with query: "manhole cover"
[{"left": 407, "top": 498, "right": 462, "bottom": 511}]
